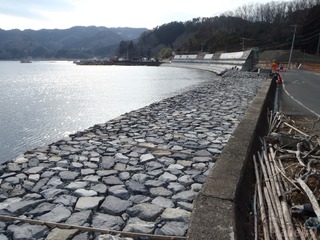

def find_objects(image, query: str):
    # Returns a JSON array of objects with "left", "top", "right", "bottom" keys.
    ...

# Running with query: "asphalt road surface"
[{"left": 279, "top": 70, "right": 320, "bottom": 117}]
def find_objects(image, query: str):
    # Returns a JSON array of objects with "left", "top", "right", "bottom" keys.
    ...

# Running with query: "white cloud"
[{"left": 0, "top": 0, "right": 290, "bottom": 30}]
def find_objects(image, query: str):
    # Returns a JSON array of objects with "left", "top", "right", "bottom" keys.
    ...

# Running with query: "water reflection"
[{"left": 0, "top": 61, "right": 217, "bottom": 163}]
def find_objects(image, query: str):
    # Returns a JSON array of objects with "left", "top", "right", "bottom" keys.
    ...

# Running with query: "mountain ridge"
[{"left": 0, "top": 26, "right": 148, "bottom": 59}]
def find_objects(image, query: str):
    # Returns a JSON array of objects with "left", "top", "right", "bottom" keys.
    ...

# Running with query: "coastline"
[{"left": 0, "top": 70, "right": 266, "bottom": 239}]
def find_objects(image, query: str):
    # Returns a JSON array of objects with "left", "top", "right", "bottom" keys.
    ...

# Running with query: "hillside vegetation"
[
  {"left": 1, "top": 0, "right": 319, "bottom": 61},
  {"left": 0, "top": 26, "right": 147, "bottom": 60},
  {"left": 118, "top": 0, "right": 320, "bottom": 61}
]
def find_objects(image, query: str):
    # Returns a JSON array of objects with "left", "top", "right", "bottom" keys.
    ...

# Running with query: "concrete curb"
[{"left": 187, "top": 78, "right": 276, "bottom": 240}]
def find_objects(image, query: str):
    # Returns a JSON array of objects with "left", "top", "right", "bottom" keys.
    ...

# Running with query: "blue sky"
[{"left": 0, "top": 0, "right": 287, "bottom": 30}]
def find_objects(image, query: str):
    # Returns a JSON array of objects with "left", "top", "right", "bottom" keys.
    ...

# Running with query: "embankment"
[
  {"left": 0, "top": 69, "right": 272, "bottom": 239},
  {"left": 188, "top": 72, "right": 276, "bottom": 240}
]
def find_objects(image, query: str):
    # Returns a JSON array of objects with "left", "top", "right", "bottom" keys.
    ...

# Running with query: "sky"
[{"left": 0, "top": 0, "right": 286, "bottom": 31}]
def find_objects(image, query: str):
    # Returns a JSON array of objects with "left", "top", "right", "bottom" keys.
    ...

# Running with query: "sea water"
[{"left": 0, "top": 61, "right": 217, "bottom": 163}]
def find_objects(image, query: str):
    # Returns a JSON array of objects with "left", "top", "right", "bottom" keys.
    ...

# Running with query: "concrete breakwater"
[{"left": 0, "top": 70, "right": 265, "bottom": 239}]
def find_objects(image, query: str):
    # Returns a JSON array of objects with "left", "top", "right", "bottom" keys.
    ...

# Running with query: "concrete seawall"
[{"left": 188, "top": 76, "right": 276, "bottom": 240}]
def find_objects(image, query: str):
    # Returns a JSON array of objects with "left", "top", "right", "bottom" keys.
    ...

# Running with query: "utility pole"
[
  {"left": 317, "top": 32, "right": 320, "bottom": 56},
  {"left": 288, "top": 25, "right": 298, "bottom": 70},
  {"left": 241, "top": 38, "right": 245, "bottom": 51}
]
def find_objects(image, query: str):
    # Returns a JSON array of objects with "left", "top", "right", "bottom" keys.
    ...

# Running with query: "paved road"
[{"left": 279, "top": 70, "right": 320, "bottom": 117}]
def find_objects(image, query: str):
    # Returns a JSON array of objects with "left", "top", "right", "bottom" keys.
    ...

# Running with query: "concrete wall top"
[
  {"left": 173, "top": 54, "right": 198, "bottom": 60},
  {"left": 204, "top": 54, "right": 214, "bottom": 59},
  {"left": 171, "top": 49, "right": 255, "bottom": 72},
  {"left": 220, "top": 50, "right": 253, "bottom": 60},
  {"left": 220, "top": 51, "right": 244, "bottom": 59}
]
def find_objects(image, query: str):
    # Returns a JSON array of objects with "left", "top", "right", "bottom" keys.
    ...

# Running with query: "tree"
[{"left": 158, "top": 47, "right": 172, "bottom": 60}]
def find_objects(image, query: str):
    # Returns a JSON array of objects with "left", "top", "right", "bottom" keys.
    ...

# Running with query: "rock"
[
  {"left": 28, "top": 174, "right": 40, "bottom": 182},
  {"left": 65, "top": 181, "right": 88, "bottom": 190},
  {"left": 28, "top": 158, "right": 40, "bottom": 167},
  {"left": 191, "top": 183, "right": 203, "bottom": 192},
  {"left": 160, "top": 208, "right": 191, "bottom": 223},
  {"left": 46, "top": 176, "right": 63, "bottom": 188},
  {"left": 31, "top": 178, "right": 49, "bottom": 192},
  {"left": 194, "top": 150, "right": 213, "bottom": 157},
  {"left": 108, "top": 185, "right": 130, "bottom": 200},
  {"left": 75, "top": 196, "right": 104, "bottom": 210},
  {"left": 101, "top": 157, "right": 115, "bottom": 169},
  {"left": 102, "top": 176, "right": 123, "bottom": 185},
  {"left": 140, "top": 154, "right": 155, "bottom": 162},
  {"left": 96, "top": 170, "right": 118, "bottom": 177},
  {"left": 194, "top": 174, "right": 207, "bottom": 183},
  {"left": 167, "top": 182, "right": 185, "bottom": 193},
  {"left": 168, "top": 164, "right": 184, "bottom": 170},
  {"left": 81, "top": 168, "right": 95, "bottom": 176},
  {"left": 118, "top": 172, "right": 130, "bottom": 181},
  {"left": 0, "top": 234, "right": 8, "bottom": 240},
  {"left": 207, "top": 148, "right": 222, "bottom": 154},
  {"left": 126, "top": 181, "right": 147, "bottom": 194},
  {"left": 59, "top": 170, "right": 80, "bottom": 181},
  {"left": 131, "top": 173, "right": 150, "bottom": 183},
  {"left": 71, "top": 232, "right": 90, "bottom": 240},
  {"left": 100, "top": 196, "right": 132, "bottom": 215},
  {"left": 149, "top": 187, "right": 172, "bottom": 197},
  {"left": 91, "top": 213, "right": 125, "bottom": 231},
  {"left": 56, "top": 160, "right": 69, "bottom": 168},
  {"left": 177, "top": 201, "right": 193, "bottom": 211},
  {"left": 26, "top": 166, "right": 44, "bottom": 174},
  {"left": 128, "top": 195, "right": 151, "bottom": 204},
  {"left": 48, "top": 156, "right": 62, "bottom": 162},
  {"left": 83, "top": 175, "right": 100, "bottom": 182},
  {"left": 145, "top": 161, "right": 163, "bottom": 171},
  {"left": 114, "top": 163, "right": 126, "bottom": 171},
  {"left": 82, "top": 161, "right": 98, "bottom": 169},
  {"left": 144, "top": 180, "right": 165, "bottom": 188},
  {"left": 0, "top": 197, "right": 21, "bottom": 210},
  {"left": 7, "top": 199, "right": 45, "bottom": 215},
  {"left": 71, "top": 162, "right": 83, "bottom": 168},
  {"left": 40, "top": 188, "right": 69, "bottom": 199},
  {"left": 127, "top": 203, "right": 163, "bottom": 221},
  {"left": 7, "top": 223, "right": 48, "bottom": 239},
  {"left": 74, "top": 189, "right": 97, "bottom": 197},
  {"left": 151, "top": 196, "right": 175, "bottom": 208},
  {"left": 98, "top": 234, "right": 133, "bottom": 240},
  {"left": 159, "top": 172, "right": 177, "bottom": 182},
  {"left": 146, "top": 169, "right": 163, "bottom": 177},
  {"left": 36, "top": 205, "right": 71, "bottom": 222},
  {"left": 115, "top": 153, "right": 129, "bottom": 161},
  {"left": 192, "top": 156, "right": 212, "bottom": 163},
  {"left": 91, "top": 183, "right": 107, "bottom": 194},
  {"left": 193, "top": 163, "right": 207, "bottom": 171},
  {"left": 172, "top": 190, "right": 197, "bottom": 202},
  {"left": 46, "top": 228, "right": 78, "bottom": 240},
  {"left": 27, "top": 202, "right": 56, "bottom": 216},
  {"left": 53, "top": 194, "right": 77, "bottom": 206},
  {"left": 7, "top": 163, "right": 22, "bottom": 172},
  {"left": 123, "top": 217, "right": 155, "bottom": 234},
  {"left": 178, "top": 175, "right": 194, "bottom": 186},
  {"left": 14, "top": 156, "right": 28, "bottom": 164},
  {"left": 66, "top": 210, "right": 91, "bottom": 225},
  {"left": 155, "top": 221, "right": 188, "bottom": 236}
]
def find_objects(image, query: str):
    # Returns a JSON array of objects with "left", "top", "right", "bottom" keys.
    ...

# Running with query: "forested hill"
[
  {"left": 118, "top": 0, "right": 320, "bottom": 60},
  {"left": 0, "top": 26, "right": 147, "bottom": 60},
  {"left": 1, "top": 0, "right": 319, "bottom": 61}
]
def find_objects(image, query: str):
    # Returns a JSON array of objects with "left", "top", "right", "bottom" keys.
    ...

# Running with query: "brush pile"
[{"left": 253, "top": 112, "right": 320, "bottom": 240}]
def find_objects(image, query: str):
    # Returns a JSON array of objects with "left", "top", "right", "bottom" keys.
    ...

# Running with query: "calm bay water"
[{"left": 0, "top": 61, "right": 217, "bottom": 163}]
